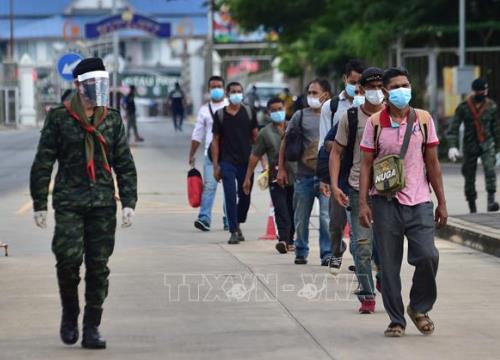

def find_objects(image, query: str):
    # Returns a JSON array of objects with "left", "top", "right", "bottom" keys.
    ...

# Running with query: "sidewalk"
[{"left": 1, "top": 120, "right": 500, "bottom": 359}]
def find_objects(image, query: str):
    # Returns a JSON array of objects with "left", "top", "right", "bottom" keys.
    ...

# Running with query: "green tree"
[{"left": 222, "top": 0, "right": 500, "bottom": 77}]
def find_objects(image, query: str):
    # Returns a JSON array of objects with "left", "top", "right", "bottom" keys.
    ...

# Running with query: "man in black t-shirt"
[{"left": 212, "top": 82, "right": 258, "bottom": 244}]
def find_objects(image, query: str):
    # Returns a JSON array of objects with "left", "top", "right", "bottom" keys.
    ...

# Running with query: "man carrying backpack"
[
  {"left": 358, "top": 67, "right": 447, "bottom": 337},
  {"left": 319, "top": 59, "right": 365, "bottom": 150},
  {"left": 212, "top": 82, "right": 258, "bottom": 244},
  {"left": 330, "top": 67, "right": 385, "bottom": 314},
  {"left": 277, "top": 79, "right": 332, "bottom": 265},
  {"left": 189, "top": 76, "right": 229, "bottom": 231}
]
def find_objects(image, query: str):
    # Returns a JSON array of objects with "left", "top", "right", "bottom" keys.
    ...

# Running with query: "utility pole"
[
  {"left": 9, "top": 0, "right": 14, "bottom": 60},
  {"left": 459, "top": 0, "right": 465, "bottom": 67},
  {"left": 112, "top": 0, "right": 119, "bottom": 108}
]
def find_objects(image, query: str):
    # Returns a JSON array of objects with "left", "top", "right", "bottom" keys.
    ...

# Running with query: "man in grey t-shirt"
[{"left": 278, "top": 79, "right": 332, "bottom": 265}]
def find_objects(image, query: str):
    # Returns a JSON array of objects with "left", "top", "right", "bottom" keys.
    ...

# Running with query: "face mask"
[
  {"left": 210, "top": 88, "right": 224, "bottom": 101},
  {"left": 229, "top": 93, "right": 243, "bottom": 105},
  {"left": 474, "top": 94, "right": 486, "bottom": 102},
  {"left": 364, "top": 89, "right": 385, "bottom": 105},
  {"left": 307, "top": 96, "right": 322, "bottom": 109},
  {"left": 345, "top": 83, "right": 356, "bottom": 98},
  {"left": 390, "top": 119, "right": 400, "bottom": 128},
  {"left": 388, "top": 87, "right": 412, "bottom": 109},
  {"left": 353, "top": 95, "right": 365, "bottom": 107},
  {"left": 77, "top": 71, "right": 110, "bottom": 107},
  {"left": 270, "top": 110, "right": 286, "bottom": 123}
]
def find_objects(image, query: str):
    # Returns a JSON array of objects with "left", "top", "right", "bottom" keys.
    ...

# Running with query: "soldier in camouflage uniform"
[
  {"left": 30, "top": 58, "right": 137, "bottom": 349},
  {"left": 448, "top": 78, "right": 500, "bottom": 213}
]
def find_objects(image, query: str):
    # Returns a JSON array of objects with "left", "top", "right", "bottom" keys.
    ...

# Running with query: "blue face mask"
[
  {"left": 210, "top": 88, "right": 224, "bottom": 101},
  {"left": 270, "top": 110, "right": 286, "bottom": 123},
  {"left": 388, "top": 87, "right": 412, "bottom": 109},
  {"left": 229, "top": 93, "right": 243, "bottom": 105},
  {"left": 345, "top": 83, "right": 356, "bottom": 98},
  {"left": 352, "top": 95, "right": 365, "bottom": 107}
]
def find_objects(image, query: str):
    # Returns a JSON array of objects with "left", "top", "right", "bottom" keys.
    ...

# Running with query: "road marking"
[{"left": 16, "top": 201, "right": 32, "bottom": 215}]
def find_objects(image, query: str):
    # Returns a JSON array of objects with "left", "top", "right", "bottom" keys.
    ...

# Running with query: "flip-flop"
[{"left": 407, "top": 305, "right": 435, "bottom": 335}]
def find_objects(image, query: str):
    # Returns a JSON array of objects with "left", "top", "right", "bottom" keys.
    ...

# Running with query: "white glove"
[
  {"left": 34, "top": 211, "right": 48, "bottom": 229},
  {"left": 448, "top": 147, "right": 460, "bottom": 162},
  {"left": 121, "top": 207, "right": 135, "bottom": 228}
]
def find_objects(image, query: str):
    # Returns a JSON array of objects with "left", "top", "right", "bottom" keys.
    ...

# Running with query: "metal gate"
[{"left": 0, "top": 87, "right": 19, "bottom": 127}]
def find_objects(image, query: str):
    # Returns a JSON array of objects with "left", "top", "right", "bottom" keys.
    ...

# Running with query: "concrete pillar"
[{"left": 18, "top": 54, "right": 37, "bottom": 126}]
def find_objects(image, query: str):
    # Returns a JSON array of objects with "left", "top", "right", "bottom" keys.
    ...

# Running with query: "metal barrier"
[{"left": 0, "top": 87, "right": 19, "bottom": 127}]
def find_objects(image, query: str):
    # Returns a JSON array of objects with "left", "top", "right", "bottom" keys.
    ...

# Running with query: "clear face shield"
[{"left": 77, "top": 71, "right": 110, "bottom": 107}]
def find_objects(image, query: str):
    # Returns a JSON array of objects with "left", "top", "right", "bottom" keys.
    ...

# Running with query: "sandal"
[
  {"left": 407, "top": 305, "right": 435, "bottom": 335},
  {"left": 384, "top": 323, "right": 405, "bottom": 337}
]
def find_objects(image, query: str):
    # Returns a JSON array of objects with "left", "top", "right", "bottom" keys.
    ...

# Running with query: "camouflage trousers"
[
  {"left": 462, "top": 146, "right": 497, "bottom": 201},
  {"left": 52, "top": 206, "right": 116, "bottom": 310}
]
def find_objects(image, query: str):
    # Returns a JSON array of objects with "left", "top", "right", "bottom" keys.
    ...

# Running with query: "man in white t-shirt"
[{"left": 189, "top": 76, "right": 229, "bottom": 231}]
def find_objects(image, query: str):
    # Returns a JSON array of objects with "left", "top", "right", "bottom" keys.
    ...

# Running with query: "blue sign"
[
  {"left": 85, "top": 13, "right": 170, "bottom": 39},
  {"left": 57, "top": 52, "right": 83, "bottom": 82}
]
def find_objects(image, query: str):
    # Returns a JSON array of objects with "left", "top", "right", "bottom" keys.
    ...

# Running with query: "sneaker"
[
  {"left": 359, "top": 299, "right": 376, "bottom": 314},
  {"left": 328, "top": 256, "right": 342, "bottom": 275},
  {"left": 275, "top": 241, "right": 287, "bottom": 254},
  {"left": 236, "top": 227, "right": 245, "bottom": 241},
  {"left": 321, "top": 257, "right": 331, "bottom": 266},
  {"left": 294, "top": 256, "right": 307, "bottom": 265},
  {"left": 135, "top": 137, "right": 145, "bottom": 142},
  {"left": 228, "top": 232, "right": 240, "bottom": 245},
  {"left": 194, "top": 219, "right": 210, "bottom": 232}
]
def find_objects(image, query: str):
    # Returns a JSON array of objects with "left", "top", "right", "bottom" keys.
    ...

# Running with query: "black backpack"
[
  {"left": 316, "top": 107, "right": 358, "bottom": 191},
  {"left": 284, "top": 109, "right": 304, "bottom": 162},
  {"left": 314, "top": 95, "right": 340, "bottom": 182}
]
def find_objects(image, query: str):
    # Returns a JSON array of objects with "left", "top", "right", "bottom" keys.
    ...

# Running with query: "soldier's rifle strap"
[{"left": 466, "top": 96, "right": 488, "bottom": 144}]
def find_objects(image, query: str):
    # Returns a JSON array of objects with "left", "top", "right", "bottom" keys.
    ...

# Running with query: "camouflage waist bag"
[
  {"left": 372, "top": 108, "right": 416, "bottom": 196},
  {"left": 373, "top": 154, "right": 405, "bottom": 194}
]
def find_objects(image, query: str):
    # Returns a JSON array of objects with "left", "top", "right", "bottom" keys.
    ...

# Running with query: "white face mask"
[
  {"left": 307, "top": 96, "right": 322, "bottom": 109},
  {"left": 364, "top": 89, "right": 385, "bottom": 105}
]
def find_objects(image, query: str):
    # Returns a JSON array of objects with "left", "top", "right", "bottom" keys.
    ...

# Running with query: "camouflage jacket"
[
  {"left": 30, "top": 105, "right": 137, "bottom": 211},
  {"left": 448, "top": 97, "right": 500, "bottom": 153}
]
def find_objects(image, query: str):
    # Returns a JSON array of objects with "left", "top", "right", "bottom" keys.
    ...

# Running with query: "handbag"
[{"left": 372, "top": 108, "right": 415, "bottom": 197}]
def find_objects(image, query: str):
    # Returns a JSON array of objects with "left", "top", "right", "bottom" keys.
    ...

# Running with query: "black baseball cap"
[{"left": 360, "top": 67, "right": 384, "bottom": 86}]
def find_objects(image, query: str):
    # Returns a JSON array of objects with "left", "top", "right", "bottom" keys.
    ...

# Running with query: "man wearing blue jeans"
[
  {"left": 278, "top": 79, "right": 332, "bottom": 265},
  {"left": 189, "top": 76, "right": 229, "bottom": 231},
  {"left": 212, "top": 82, "right": 258, "bottom": 244},
  {"left": 331, "top": 67, "right": 385, "bottom": 313}
]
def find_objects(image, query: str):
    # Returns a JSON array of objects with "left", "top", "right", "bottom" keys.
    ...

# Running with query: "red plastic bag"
[{"left": 187, "top": 168, "right": 203, "bottom": 208}]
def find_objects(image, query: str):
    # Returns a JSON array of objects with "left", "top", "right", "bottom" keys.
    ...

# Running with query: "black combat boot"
[
  {"left": 82, "top": 307, "right": 106, "bottom": 349},
  {"left": 487, "top": 193, "right": 499, "bottom": 212},
  {"left": 60, "top": 296, "right": 80, "bottom": 345},
  {"left": 468, "top": 199, "right": 477, "bottom": 213}
]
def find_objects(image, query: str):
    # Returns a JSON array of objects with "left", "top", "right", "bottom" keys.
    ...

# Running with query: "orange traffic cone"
[{"left": 259, "top": 202, "right": 278, "bottom": 240}]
